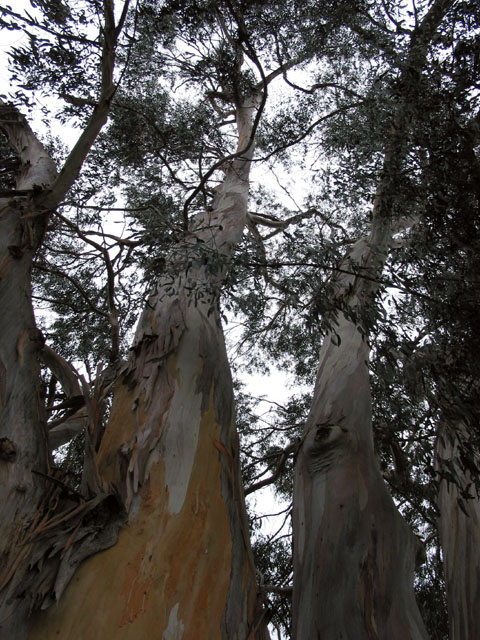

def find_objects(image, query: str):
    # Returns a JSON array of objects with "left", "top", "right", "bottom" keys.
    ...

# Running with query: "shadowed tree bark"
[
  {"left": 437, "top": 422, "right": 480, "bottom": 640},
  {"left": 0, "top": 2, "right": 129, "bottom": 637},
  {"left": 292, "top": 1, "right": 455, "bottom": 637}
]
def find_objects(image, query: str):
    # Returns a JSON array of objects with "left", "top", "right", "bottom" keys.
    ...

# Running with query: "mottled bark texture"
[
  {"left": 292, "top": 229, "right": 429, "bottom": 640},
  {"left": 28, "top": 96, "right": 270, "bottom": 640},
  {"left": 0, "top": 110, "right": 125, "bottom": 640},
  {"left": 292, "top": 2, "right": 455, "bottom": 637},
  {"left": 292, "top": 311, "right": 428, "bottom": 639},
  {"left": 437, "top": 423, "right": 480, "bottom": 640}
]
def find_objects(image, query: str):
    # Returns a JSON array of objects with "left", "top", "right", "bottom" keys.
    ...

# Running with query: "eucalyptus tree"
[
  {"left": 2, "top": 1, "right": 479, "bottom": 639},
  {"left": 0, "top": 1, "right": 270, "bottom": 637},
  {"left": 0, "top": 0, "right": 333, "bottom": 637},
  {"left": 220, "top": 1, "right": 480, "bottom": 637},
  {"left": 290, "top": 2, "right": 449, "bottom": 632},
  {"left": 371, "top": 45, "right": 480, "bottom": 636},
  {"left": 286, "top": 1, "right": 478, "bottom": 637},
  {"left": 0, "top": 1, "right": 130, "bottom": 636}
]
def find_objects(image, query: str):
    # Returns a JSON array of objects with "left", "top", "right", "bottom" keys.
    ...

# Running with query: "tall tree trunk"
[
  {"left": 292, "top": 265, "right": 429, "bottom": 640},
  {"left": 292, "top": 2, "right": 454, "bottom": 636},
  {"left": 0, "top": 6, "right": 126, "bottom": 634},
  {"left": 0, "top": 107, "right": 58, "bottom": 638},
  {"left": 436, "top": 422, "right": 480, "bottom": 640},
  {"left": 28, "top": 96, "right": 269, "bottom": 639}
]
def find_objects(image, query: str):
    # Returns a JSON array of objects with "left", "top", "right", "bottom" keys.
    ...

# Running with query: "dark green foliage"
[{"left": 1, "top": 1, "right": 106, "bottom": 117}]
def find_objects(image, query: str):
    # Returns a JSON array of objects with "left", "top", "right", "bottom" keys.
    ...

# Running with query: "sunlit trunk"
[
  {"left": 437, "top": 422, "right": 480, "bottom": 640},
  {"left": 28, "top": 97, "right": 269, "bottom": 639}
]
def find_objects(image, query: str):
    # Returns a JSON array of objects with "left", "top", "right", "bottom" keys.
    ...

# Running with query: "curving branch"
[
  {"left": 181, "top": 5, "right": 269, "bottom": 229},
  {"left": 39, "top": 346, "right": 88, "bottom": 450},
  {"left": 244, "top": 440, "right": 298, "bottom": 496},
  {"left": 54, "top": 211, "right": 121, "bottom": 362},
  {"left": 42, "top": 0, "right": 130, "bottom": 211}
]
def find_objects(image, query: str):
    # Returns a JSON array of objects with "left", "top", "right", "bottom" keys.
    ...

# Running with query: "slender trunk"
[
  {"left": 436, "top": 422, "right": 480, "bottom": 640},
  {"left": 28, "top": 96, "right": 269, "bottom": 639}
]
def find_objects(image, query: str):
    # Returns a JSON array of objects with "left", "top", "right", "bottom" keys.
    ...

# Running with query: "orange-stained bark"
[
  {"left": 29, "top": 389, "right": 248, "bottom": 639},
  {"left": 437, "top": 422, "right": 480, "bottom": 640},
  {"left": 28, "top": 95, "right": 269, "bottom": 639}
]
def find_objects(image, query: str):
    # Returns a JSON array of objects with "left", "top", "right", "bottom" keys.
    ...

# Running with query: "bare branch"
[
  {"left": 40, "top": 346, "right": 82, "bottom": 399},
  {"left": 257, "top": 100, "right": 366, "bottom": 162},
  {"left": 54, "top": 211, "right": 121, "bottom": 362},
  {"left": 244, "top": 441, "right": 298, "bottom": 496},
  {"left": 247, "top": 212, "right": 286, "bottom": 228},
  {"left": 43, "top": 0, "right": 129, "bottom": 210}
]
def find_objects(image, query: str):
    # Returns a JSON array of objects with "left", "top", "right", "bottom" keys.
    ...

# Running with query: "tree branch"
[
  {"left": 244, "top": 441, "right": 298, "bottom": 496},
  {"left": 42, "top": 0, "right": 129, "bottom": 210},
  {"left": 54, "top": 211, "right": 121, "bottom": 362}
]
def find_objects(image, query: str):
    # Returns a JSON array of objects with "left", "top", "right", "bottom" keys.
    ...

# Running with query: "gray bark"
[
  {"left": 293, "top": 311, "right": 428, "bottom": 639},
  {"left": 437, "top": 423, "right": 480, "bottom": 640},
  {"left": 292, "top": 2, "right": 455, "bottom": 636},
  {"left": 0, "top": 3, "right": 126, "bottom": 635},
  {"left": 0, "top": 106, "right": 58, "bottom": 638}
]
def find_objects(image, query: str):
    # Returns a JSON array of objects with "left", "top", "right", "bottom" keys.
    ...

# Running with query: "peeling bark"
[
  {"left": 436, "top": 423, "right": 480, "bottom": 640},
  {"left": 0, "top": 107, "right": 59, "bottom": 638},
  {"left": 0, "top": 114, "right": 126, "bottom": 637},
  {"left": 28, "top": 95, "right": 269, "bottom": 639}
]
